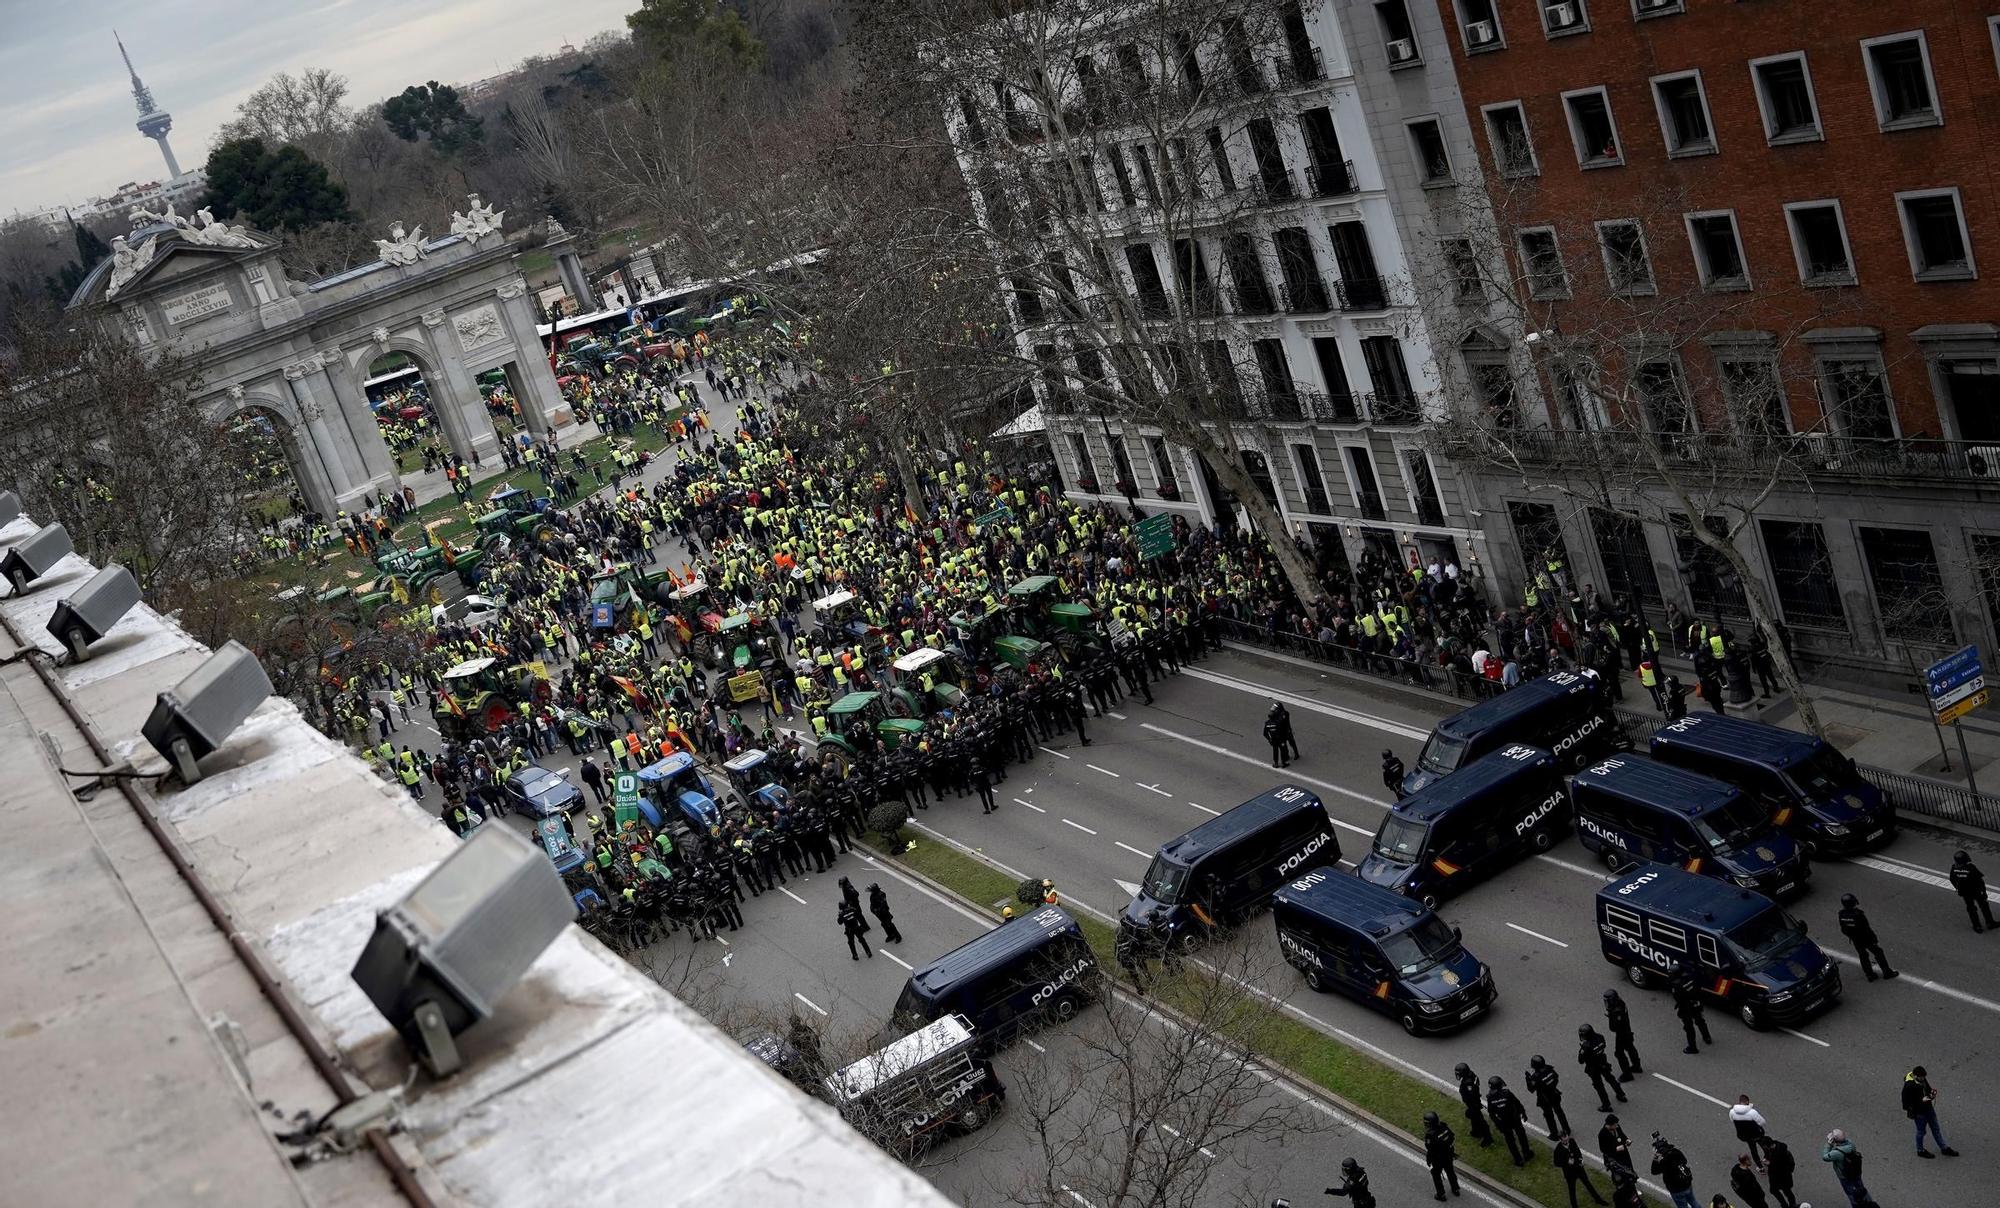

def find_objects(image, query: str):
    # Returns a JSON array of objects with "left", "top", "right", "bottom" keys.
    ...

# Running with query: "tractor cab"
[
  {"left": 592, "top": 562, "right": 676, "bottom": 623},
  {"left": 823, "top": 690, "right": 926, "bottom": 755},
  {"left": 638, "top": 751, "right": 732, "bottom": 832},
  {"left": 888, "top": 647, "right": 966, "bottom": 716},
  {"left": 992, "top": 635, "right": 1056, "bottom": 672},
  {"left": 434, "top": 656, "right": 517, "bottom": 739},
  {"left": 1009, "top": 575, "right": 1102, "bottom": 659},
  {"left": 474, "top": 487, "right": 550, "bottom": 548},
  {"left": 724, "top": 748, "right": 791, "bottom": 812},
  {"left": 946, "top": 603, "right": 1010, "bottom": 663},
  {"left": 813, "top": 589, "right": 860, "bottom": 642}
]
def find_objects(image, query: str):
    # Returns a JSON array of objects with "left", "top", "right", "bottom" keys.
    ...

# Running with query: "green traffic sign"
[
  {"left": 1134, "top": 513, "right": 1176, "bottom": 560},
  {"left": 613, "top": 772, "right": 641, "bottom": 827},
  {"left": 975, "top": 505, "right": 1013, "bottom": 530}
]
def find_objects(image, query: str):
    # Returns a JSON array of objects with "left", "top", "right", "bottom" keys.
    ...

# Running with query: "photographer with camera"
[{"left": 1649, "top": 1132, "right": 1699, "bottom": 1208}]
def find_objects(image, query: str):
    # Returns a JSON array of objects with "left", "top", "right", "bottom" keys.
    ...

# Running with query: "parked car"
[{"left": 504, "top": 764, "right": 582, "bottom": 820}]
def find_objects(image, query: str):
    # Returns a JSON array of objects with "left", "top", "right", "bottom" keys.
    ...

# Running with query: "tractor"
[
  {"left": 723, "top": 748, "right": 792, "bottom": 813},
  {"left": 1007, "top": 575, "right": 1106, "bottom": 662},
  {"left": 885, "top": 647, "right": 967, "bottom": 717},
  {"left": 696, "top": 610, "right": 781, "bottom": 673},
  {"left": 812, "top": 588, "right": 886, "bottom": 660},
  {"left": 433, "top": 656, "right": 549, "bottom": 740},
  {"left": 637, "top": 751, "right": 740, "bottom": 834},
  {"left": 818, "top": 691, "right": 926, "bottom": 763},
  {"left": 473, "top": 487, "right": 552, "bottom": 550}
]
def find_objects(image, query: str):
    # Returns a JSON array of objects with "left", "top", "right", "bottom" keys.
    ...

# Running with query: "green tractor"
[
  {"left": 374, "top": 543, "right": 454, "bottom": 603},
  {"left": 817, "top": 690, "right": 926, "bottom": 763},
  {"left": 432, "top": 656, "right": 549, "bottom": 741},
  {"left": 691, "top": 610, "right": 782, "bottom": 673},
  {"left": 1008, "top": 575, "right": 1105, "bottom": 662},
  {"left": 886, "top": 647, "right": 967, "bottom": 716},
  {"left": 473, "top": 487, "right": 552, "bottom": 550}
]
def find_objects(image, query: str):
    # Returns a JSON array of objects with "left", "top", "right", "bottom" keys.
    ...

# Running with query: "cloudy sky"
[{"left": 0, "top": 0, "right": 637, "bottom": 217}]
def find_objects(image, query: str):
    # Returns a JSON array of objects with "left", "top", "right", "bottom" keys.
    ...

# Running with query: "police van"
[
  {"left": 1357, "top": 745, "right": 1566, "bottom": 905},
  {"left": 1118, "top": 785, "right": 1338, "bottom": 955},
  {"left": 1647, "top": 713, "right": 1896, "bottom": 857},
  {"left": 1272, "top": 867, "right": 1495, "bottom": 1035},
  {"left": 1595, "top": 864, "right": 1841, "bottom": 1029},
  {"left": 892, "top": 906, "right": 1097, "bottom": 1049},
  {"left": 1570, "top": 756, "right": 1810, "bottom": 898},
  {"left": 826, "top": 1013, "right": 1004, "bottom": 1155},
  {"left": 1403, "top": 671, "right": 1625, "bottom": 795}
]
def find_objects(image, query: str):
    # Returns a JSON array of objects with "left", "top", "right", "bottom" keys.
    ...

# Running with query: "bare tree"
[{"left": 217, "top": 68, "right": 355, "bottom": 167}]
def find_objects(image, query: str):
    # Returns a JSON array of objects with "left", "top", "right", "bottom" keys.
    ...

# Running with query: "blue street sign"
[{"left": 1924, "top": 645, "right": 1982, "bottom": 698}]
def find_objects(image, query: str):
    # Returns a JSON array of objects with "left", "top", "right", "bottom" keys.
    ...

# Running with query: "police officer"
[
  {"left": 1836, "top": 893, "right": 1898, "bottom": 980},
  {"left": 1382, "top": 749, "right": 1407, "bottom": 799},
  {"left": 1422, "top": 1110, "right": 1461, "bottom": 1200},
  {"left": 1455, "top": 1062, "right": 1493, "bottom": 1146},
  {"left": 1577, "top": 1024, "right": 1627, "bottom": 1111},
  {"left": 1265, "top": 704, "right": 1291, "bottom": 768},
  {"left": 1527, "top": 1055, "right": 1570, "bottom": 1139},
  {"left": 1948, "top": 850, "right": 1996, "bottom": 932},
  {"left": 1670, "top": 968, "right": 1713, "bottom": 1053},
  {"left": 1323, "top": 1157, "right": 1374, "bottom": 1207},
  {"left": 1603, "top": 989, "right": 1642, "bottom": 1079},
  {"left": 1487, "top": 1075, "right": 1534, "bottom": 1166}
]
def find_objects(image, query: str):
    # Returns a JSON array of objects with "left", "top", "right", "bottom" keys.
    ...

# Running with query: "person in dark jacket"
[
  {"left": 1455, "top": 1062, "right": 1493, "bottom": 1146},
  {"left": 1649, "top": 1134, "right": 1698, "bottom": 1208},
  {"left": 866, "top": 883, "right": 902, "bottom": 944},
  {"left": 1596, "top": 1115, "right": 1633, "bottom": 1176},
  {"left": 836, "top": 899, "right": 872, "bottom": 960},
  {"left": 1602, "top": 988, "right": 1642, "bottom": 1078},
  {"left": 838, "top": 875, "right": 861, "bottom": 913},
  {"left": 1382, "top": 749, "right": 1406, "bottom": 798},
  {"left": 1577, "top": 1025, "right": 1627, "bottom": 1111},
  {"left": 1761, "top": 1138, "right": 1798, "bottom": 1208},
  {"left": 1670, "top": 969, "right": 1713, "bottom": 1053},
  {"left": 1902, "top": 1065, "right": 1957, "bottom": 1157},
  {"left": 1836, "top": 894, "right": 1897, "bottom": 981},
  {"left": 1323, "top": 1157, "right": 1374, "bottom": 1207},
  {"left": 1553, "top": 1133, "right": 1607, "bottom": 1207},
  {"left": 1421, "top": 1111, "right": 1460, "bottom": 1200},
  {"left": 1487, "top": 1076, "right": 1533, "bottom": 1166},
  {"left": 1264, "top": 703, "right": 1292, "bottom": 768},
  {"left": 1947, "top": 850, "right": 1996, "bottom": 931},
  {"left": 1727, "top": 1154, "right": 1768, "bottom": 1208},
  {"left": 1527, "top": 1055, "right": 1571, "bottom": 1138}
]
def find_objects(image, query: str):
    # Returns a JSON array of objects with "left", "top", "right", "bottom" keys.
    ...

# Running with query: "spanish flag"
[
  {"left": 442, "top": 692, "right": 466, "bottom": 719},
  {"left": 611, "top": 675, "right": 641, "bottom": 700}
]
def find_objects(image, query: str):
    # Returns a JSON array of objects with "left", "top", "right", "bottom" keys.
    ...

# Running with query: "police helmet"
[
  {"left": 1840, "top": 893, "right": 1858, "bottom": 908},
  {"left": 1454, "top": 1062, "right": 1473, "bottom": 1078},
  {"left": 1423, "top": 1111, "right": 1440, "bottom": 1127},
  {"left": 1954, "top": 850, "right": 1971, "bottom": 865},
  {"left": 1488, "top": 1075, "right": 1505, "bottom": 1089},
  {"left": 1530, "top": 1055, "right": 1547, "bottom": 1067},
  {"left": 1579, "top": 1025, "right": 1594, "bottom": 1038},
  {"left": 1340, "top": 1158, "right": 1360, "bottom": 1175}
]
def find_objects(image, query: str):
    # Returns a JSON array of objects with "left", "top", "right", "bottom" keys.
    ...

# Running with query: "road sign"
[
  {"left": 1134, "top": 513, "right": 1176, "bottom": 561},
  {"left": 1924, "top": 645, "right": 1982, "bottom": 695},
  {"left": 1938, "top": 689, "right": 1989, "bottom": 726},
  {"left": 613, "top": 772, "right": 641, "bottom": 827},
  {"left": 1932, "top": 675, "right": 1986, "bottom": 711},
  {"left": 974, "top": 505, "right": 1012, "bottom": 530}
]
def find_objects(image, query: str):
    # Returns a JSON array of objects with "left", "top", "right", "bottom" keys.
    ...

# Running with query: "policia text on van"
[
  {"left": 826, "top": 1013, "right": 1005, "bottom": 1154},
  {"left": 1647, "top": 713, "right": 1896, "bottom": 857},
  {"left": 1358, "top": 744, "right": 1567, "bottom": 906},
  {"left": 1273, "top": 868, "right": 1495, "bottom": 1036},
  {"left": 1596, "top": 864, "right": 1841, "bottom": 1029},
  {"left": 893, "top": 907, "right": 1097, "bottom": 1050},
  {"left": 1118, "top": 785, "right": 1337, "bottom": 960},
  {"left": 1404, "top": 671, "right": 1625, "bottom": 795},
  {"left": 1570, "top": 756, "right": 1809, "bottom": 899}
]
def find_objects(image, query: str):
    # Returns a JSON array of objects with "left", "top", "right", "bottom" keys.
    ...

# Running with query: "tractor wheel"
[{"left": 479, "top": 699, "right": 515, "bottom": 733}]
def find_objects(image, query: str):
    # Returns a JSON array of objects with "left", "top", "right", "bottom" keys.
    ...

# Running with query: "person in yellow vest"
[
  {"left": 1637, "top": 659, "right": 1662, "bottom": 711},
  {"left": 398, "top": 760, "right": 424, "bottom": 800}
]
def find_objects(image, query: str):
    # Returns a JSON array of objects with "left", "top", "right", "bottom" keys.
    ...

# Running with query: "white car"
[{"left": 460, "top": 594, "right": 503, "bottom": 628}]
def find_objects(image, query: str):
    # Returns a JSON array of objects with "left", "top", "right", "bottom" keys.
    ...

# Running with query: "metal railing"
[
  {"left": 1229, "top": 283, "right": 1278, "bottom": 316},
  {"left": 1280, "top": 279, "right": 1333, "bottom": 314},
  {"left": 1247, "top": 172, "right": 1300, "bottom": 207},
  {"left": 1274, "top": 47, "right": 1327, "bottom": 86},
  {"left": 1306, "top": 159, "right": 1359, "bottom": 197},
  {"left": 1218, "top": 618, "right": 2000, "bottom": 834},
  {"left": 1335, "top": 276, "right": 1389, "bottom": 311}
]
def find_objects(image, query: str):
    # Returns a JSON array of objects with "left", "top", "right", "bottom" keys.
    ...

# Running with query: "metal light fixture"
[
  {"left": 350, "top": 824, "right": 575, "bottom": 1076},
  {"left": 0, "top": 490, "right": 20, "bottom": 526},
  {"left": 2, "top": 522, "right": 72, "bottom": 595},
  {"left": 47, "top": 564, "right": 140, "bottom": 661},
  {"left": 140, "top": 639, "right": 272, "bottom": 784}
]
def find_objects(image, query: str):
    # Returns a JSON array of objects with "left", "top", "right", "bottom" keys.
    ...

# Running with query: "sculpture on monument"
[
  {"left": 543, "top": 217, "right": 571, "bottom": 241},
  {"left": 105, "top": 234, "right": 159, "bottom": 298},
  {"left": 450, "top": 194, "right": 506, "bottom": 242},
  {"left": 128, "top": 203, "right": 259, "bottom": 249},
  {"left": 375, "top": 222, "right": 428, "bottom": 267}
]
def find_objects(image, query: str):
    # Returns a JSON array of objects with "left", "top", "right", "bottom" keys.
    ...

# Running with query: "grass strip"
[{"left": 887, "top": 836, "right": 1655, "bottom": 1208}]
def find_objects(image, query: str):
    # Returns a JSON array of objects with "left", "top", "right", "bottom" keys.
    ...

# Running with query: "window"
[
  {"left": 1067, "top": 432, "right": 1096, "bottom": 486},
  {"left": 1299, "top": 108, "right": 1352, "bottom": 196},
  {"left": 1592, "top": 510, "right": 1662, "bottom": 610},
  {"left": 1377, "top": 0, "right": 1421, "bottom": 66},
  {"left": 1241, "top": 451, "right": 1282, "bottom": 509},
  {"left": 1443, "top": 238, "right": 1483, "bottom": 303},
  {"left": 1563, "top": 87, "right": 1622, "bottom": 166},
  {"left": 1115, "top": 43, "right": 1149, "bottom": 96},
  {"left": 1483, "top": 103, "right": 1537, "bottom": 176},
  {"left": 1204, "top": 127, "right": 1237, "bottom": 193},
  {"left": 1346, "top": 446, "right": 1387, "bottom": 519},
  {"left": 1819, "top": 360, "right": 1896, "bottom": 440},
  {"left": 1293, "top": 444, "right": 1332, "bottom": 513},
  {"left": 1108, "top": 433, "right": 1137, "bottom": 487},
  {"left": 1472, "top": 362, "right": 1518, "bottom": 426},
  {"left": 1132, "top": 144, "right": 1163, "bottom": 205},
  {"left": 1508, "top": 501, "right": 1571, "bottom": 587},
  {"left": 1457, "top": 0, "right": 1503, "bottom": 52},
  {"left": 1896, "top": 189, "right": 1975, "bottom": 281},
  {"left": 1329, "top": 221, "right": 1387, "bottom": 310},
  {"left": 1860, "top": 527, "right": 1952, "bottom": 644},
  {"left": 1597, "top": 220, "right": 1653, "bottom": 293},
  {"left": 1760, "top": 520, "right": 1846, "bottom": 630},
  {"left": 1147, "top": 437, "right": 1180, "bottom": 493},
  {"left": 1253, "top": 339, "right": 1302, "bottom": 418},
  {"left": 1632, "top": 0, "right": 1682, "bottom": 16},
  {"left": 1361, "top": 336, "right": 1419, "bottom": 424},
  {"left": 1108, "top": 147, "right": 1138, "bottom": 207},
  {"left": 1784, "top": 201, "right": 1854, "bottom": 285},
  {"left": 1749, "top": 53, "right": 1821, "bottom": 143},
  {"left": 1542, "top": 0, "right": 1587, "bottom": 35},
  {"left": 1862, "top": 33, "right": 1940, "bottom": 129},
  {"left": 1652, "top": 72, "right": 1714, "bottom": 156},
  {"left": 1171, "top": 238, "right": 1217, "bottom": 313},
  {"left": 1174, "top": 31, "right": 1203, "bottom": 96},
  {"left": 1974, "top": 535, "right": 2000, "bottom": 653},
  {"left": 1685, "top": 211, "right": 1748, "bottom": 289},
  {"left": 1718, "top": 358, "right": 1790, "bottom": 437},
  {"left": 1673, "top": 515, "right": 1749, "bottom": 619},
  {"left": 1124, "top": 244, "right": 1171, "bottom": 318},
  {"left": 1274, "top": 227, "right": 1329, "bottom": 313},
  {"left": 1197, "top": 340, "right": 1245, "bottom": 415},
  {"left": 1634, "top": 360, "right": 1691, "bottom": 436},
  {"left": 1404, "top": 451, "right": 1445, "bottom": 526},
  {"left": 1247, "top": 118, "right": 1293, "bottom": 195},
  {"left": 1408, "top": 119, "right": 1452, "bottom": 184},
  {"left": 1012, "top": 274, "right": 1045, "bottom": 323},
  {"left": 1222, "top": 233, "right": 1274, "bottom": 314},
  {"left": 1518, "top": 228, "right": 1568, "bottom": 298},
  {"left": 1313, "top": 337, "right": 1359, "bottom": 421}
]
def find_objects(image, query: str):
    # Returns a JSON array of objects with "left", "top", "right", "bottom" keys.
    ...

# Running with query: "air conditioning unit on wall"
[
  {"left": 1387, "top": 38, "right": 1418, "bottom": 64},
  {"left": 1546, "top": 3, "right": 1580, "bottom": 28},
  {"left": 1467, "top": 20, "right": 1498, "bottom": 46}
]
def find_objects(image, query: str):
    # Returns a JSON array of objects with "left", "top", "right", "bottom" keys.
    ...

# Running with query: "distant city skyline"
[{"left": 0, "top": 0, "right": 636, "bottom": 219}]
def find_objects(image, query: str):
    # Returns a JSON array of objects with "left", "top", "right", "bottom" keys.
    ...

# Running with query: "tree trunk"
[
  {"left": 888, "top": 439, "right": 929, "bottom": 523},
  {"left": 1688, "top": 521, "right": 1824, "bottom": 738},
  {"left": 1189, "top": 436, "right": 1320, "bottom": 607}
]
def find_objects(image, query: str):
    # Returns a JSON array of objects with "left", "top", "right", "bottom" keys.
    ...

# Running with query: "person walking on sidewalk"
[
  {"left": 1947, "top": 851, "right": 1996, "bottom": 932},
  {"left": 837, "top": 898, "right": 873, "bottom": 960},
  {"left": 867, "top": 883, "right": 903, "bottom": 944}
]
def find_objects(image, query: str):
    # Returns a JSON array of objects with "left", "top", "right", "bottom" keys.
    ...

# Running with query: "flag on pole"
[
  {"left": 442, "top": 692, "right": 466, "bottom": 718},
  {"left": 611, "top": 675, "right": 641, "bottom": 700}
]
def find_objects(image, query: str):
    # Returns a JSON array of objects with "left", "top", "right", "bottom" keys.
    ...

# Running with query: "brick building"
[{"left": 1434, "top": 0, "right": 2000, "bottom": 678}]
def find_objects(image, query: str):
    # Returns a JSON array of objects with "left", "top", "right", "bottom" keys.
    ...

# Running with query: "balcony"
[
  {"left": 1264, "top": 388, "right": 1306, "bottom": 421},
  {"left": 1178, "top": 283, "right": 1225, "bottom": 318},
  {"left": 1438, "top": 427, "right": 2000, "bottom": 486},
  {"left": 1371, "top": 390, "right": 1423, "bottom": 426},
  {"left": 1280, "top": 280, "right": 1333, "bottom": 314},
  {"left": 1335, "top": 276, "right": 1389, "bottom": 311},
  {"left": 1274, "top": 47, "right": 1326, "bottom": 87},
  {"left": 1247, "top": 172, "right": 1300, "bottom": 207},
  {"left": 1135, "top": 291, "right": 1173, "bottom": 320},
  {"left": 1229, "top": 283, "right": 1278, "bottom": 316},
  {"left": 1305, "top": 159, "right": 1358, "bottom": 197}
]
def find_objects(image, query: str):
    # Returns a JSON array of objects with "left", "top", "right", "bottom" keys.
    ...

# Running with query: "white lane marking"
[
  {"left": 1063, "top": 818, "right": 1099, "bottom": 835},
  {"left": 1779, "top": 1026, "right": 1831, "bottom": 1048},
  {"left": 1039, "top": 745, "right": 1072, "bottom": 759},
  {"left": 1822, "top": 949, "right": 2000, "bottom": 1015},
  {"left": 779, "top": 887, "right": 809, "bottom": 906},
  {"left": 1181, "top": 665, "right": 1431, "bottom": 740},
  {"left": 1188, "top": 801, "right": 1220, "bottom": 816},
  {"left": 1114, "top": 841, "right": 1153, "bottom": 859},
  {"left": 1013, "top": 797, "right": 1048, "bottom": 813},
  {"left": 1506, "top": 922, "right": 1570, "bottom": 948},
  {"left": 794, "top": 993, "right": 828, "bottom": 1017},
  {"left": 1852, "top": 853, "right": 2000, "bottom": 904},
  {"left": 1652, "top": 1072, "right": 1730, "bottom": 1108},
  {"left": 1025, "top": 1039, "right": 1048, "bottom": 1053},
  {"left": 882, "top": 951, "right": 914, "bottom": 971},
  {"left": 1108, "top": 711, "right": 1129, "bottom": 720},
  {"left": 1137, "top": 782, "right": 1173, "bottom": 797},
  {"left": 1087, "top": 763, "right": 1122, "bottom": 778},
  {"left": 714, "top": 936, "right": 730, "bottom": 946}
]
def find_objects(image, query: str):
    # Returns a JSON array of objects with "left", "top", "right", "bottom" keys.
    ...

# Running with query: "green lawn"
[{"left": 883, "top": 836, "right": 1659, "bottom": 1208}]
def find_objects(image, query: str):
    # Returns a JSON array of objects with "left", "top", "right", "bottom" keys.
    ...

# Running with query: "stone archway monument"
[{"left": 69, "top": 195, "right": 568, "bottom": 516}]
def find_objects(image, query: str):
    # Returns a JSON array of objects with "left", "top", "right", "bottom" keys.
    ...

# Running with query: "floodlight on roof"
[
  {"left": 140, "top": 639, "right": 272, "bottom": 784},
  {"left": 350, "top": 823, "right": 575, "bottom": 1076},
  {"left": 48, "top": 564, "right": 140, "bottom": 662},
  {"left": 2, "top": 522, "right": 72, "bottom": 595},
  {"left": 0, "top": 491, "right": 19, "bottom": 526}
]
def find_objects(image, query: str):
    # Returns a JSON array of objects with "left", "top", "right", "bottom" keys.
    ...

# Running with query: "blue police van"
[
  {"left": 1647, "top": 714, "right": 1896, "bottom": 857},
  {"left": 892, "top": 906, "right": 1097, "bottom": 1050},
  {"left": 1358, "top": 745, "right": 1566, "bottom": 905},
  {"left": 1570, "top": 756, "right": 1810, "bottom": 898},
  {"left": 1272, "top": 867, "right": 1495, "bottom": 1035},
  {"left": 1119, "top": 785, "right": 1337, "bottom": 955},
  {"left": 1595, "top": 864, "right": 1841, "bottom": 1029},
  {"left": 1404, "top": 671, "right": 1625, "bottom": 795}
]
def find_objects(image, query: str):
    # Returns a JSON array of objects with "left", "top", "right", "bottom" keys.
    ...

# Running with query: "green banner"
[{"left": 613, "top": 772, "right": 641, "bottom": 828}]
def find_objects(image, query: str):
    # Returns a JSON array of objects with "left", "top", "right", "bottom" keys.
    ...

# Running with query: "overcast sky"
[{"left": 0, "top": 0, "right": 636, "bottom": 218}]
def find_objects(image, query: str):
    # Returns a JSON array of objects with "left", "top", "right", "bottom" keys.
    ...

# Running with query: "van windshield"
[
  {"left": 1142, "top": 854, "right": 1188, "bottom": 906},
  {"left": 1728, "top": 907, "right": 1808, "bottom": 970},
  {"left": 1788, "top": 748, "right": 1860, "bottom": 800},
  {"left": 1379, "top": 914, "right": 1459, "bottom": 976},
  {"left": 1373, "top": 816, "right": 1430, "bottom": 863},
  {"left": 1417, "top": 731, "right": 1470, "bottom": 776},
  {"left": 891, "top": 982, "right": 932, "bottom": 1029},
  {"left": 1693, "top": 796, "right": 1771, "bottom": 853}
]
